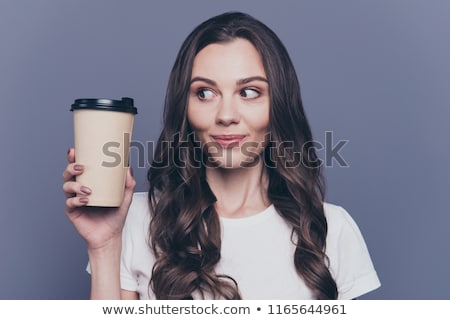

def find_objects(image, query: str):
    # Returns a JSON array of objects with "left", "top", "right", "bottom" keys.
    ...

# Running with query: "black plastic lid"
[{"left": 70, "top": 97, "right": 137, "bottom": 114}]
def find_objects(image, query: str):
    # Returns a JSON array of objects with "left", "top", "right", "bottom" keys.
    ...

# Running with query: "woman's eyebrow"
[
  {"left": 190, "top": 77, "right": 217, "bottom": 86},
  {"left": 236, "top": 76, "right": 268, "bottom": 85},
  {"left": 190, "top": 76, "right": 268, "bottom": 86}
]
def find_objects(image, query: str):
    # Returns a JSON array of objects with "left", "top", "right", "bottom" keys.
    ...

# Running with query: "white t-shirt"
[{"left": 118, "top": 192, "right": 380, "bottom": 299}]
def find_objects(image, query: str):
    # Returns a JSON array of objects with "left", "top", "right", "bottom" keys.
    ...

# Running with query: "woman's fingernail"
[
  {"left": 80, "top": 186, "right": 91, "bottom": 195},
  {"left": 130, "top": 166, "right": 134, "bottom": 177},
  {"left": 74, "top": 164, "right": 84, "bottom": 171},
  {"left": 67, "top": 148, "right": 70, "bottom": 155},
  {"left": 79, "top": 197, "right": 89, "bottom": 204}
]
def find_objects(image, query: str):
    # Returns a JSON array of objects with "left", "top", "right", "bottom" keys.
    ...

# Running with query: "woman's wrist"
[{"left": 87, "top": 234, "right": 122, "bottom": 258}]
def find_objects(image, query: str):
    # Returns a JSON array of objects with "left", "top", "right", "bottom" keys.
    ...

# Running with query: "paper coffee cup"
[{"left": 70, "top": 97, "right": 138, "bottom": 207}]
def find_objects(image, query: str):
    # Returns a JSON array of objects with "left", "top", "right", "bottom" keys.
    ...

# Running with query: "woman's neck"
[{"left": 206, "top": 161, "right": 270, "bottom": 218}]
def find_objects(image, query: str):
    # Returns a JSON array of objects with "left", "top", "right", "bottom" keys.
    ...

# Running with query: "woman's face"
[{"left": 187, "top": 38, "right": 270, "bottom": 169}]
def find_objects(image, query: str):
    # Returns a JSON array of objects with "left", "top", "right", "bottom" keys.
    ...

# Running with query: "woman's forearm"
[{"left": 87, "top": 236, "right": 122, "bottom": 300}]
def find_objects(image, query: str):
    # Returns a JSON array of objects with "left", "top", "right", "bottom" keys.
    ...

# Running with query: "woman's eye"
[
  {"left": 240, "top": 88, "right": 260, "bottom": 99},
  {"left": 197, "top": 88, "right": 215, "bottom": 101}
]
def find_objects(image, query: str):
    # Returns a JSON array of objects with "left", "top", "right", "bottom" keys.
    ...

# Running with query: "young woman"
[{"left": 63, "top": 12, "right": 380, "bottom": 300}]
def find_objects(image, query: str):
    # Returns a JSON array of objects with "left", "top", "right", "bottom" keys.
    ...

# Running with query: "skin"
[
  {"left": 63, "top": 148, "right": 137, "bottom": 299},
  {"left": 63, "top": 38, "right": 272, "bottom": 299},
  {"left": 187, "top": 38, "right": 271, "bottom": 218}
]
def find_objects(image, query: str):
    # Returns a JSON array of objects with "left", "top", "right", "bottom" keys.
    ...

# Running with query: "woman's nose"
[{"left": 215, "top": 96, "right": 240, "bottom": 126}]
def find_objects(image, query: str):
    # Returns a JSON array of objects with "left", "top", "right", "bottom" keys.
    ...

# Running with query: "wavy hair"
[{"left": 148, "top": 11, "right": 337, "bottom": 299}]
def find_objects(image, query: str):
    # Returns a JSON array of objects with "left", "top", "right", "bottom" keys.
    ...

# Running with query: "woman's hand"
[{"left": 62, "top": 147, "right": 136, "bottom": 251}]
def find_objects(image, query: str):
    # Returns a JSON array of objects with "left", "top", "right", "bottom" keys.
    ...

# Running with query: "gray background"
[{"left": 0, "top": 0, "right": 449, "bottom": 299}]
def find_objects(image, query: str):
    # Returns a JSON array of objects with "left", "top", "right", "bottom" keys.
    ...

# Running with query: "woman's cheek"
[{"left": 187, "top": 110, "right": 210, "bottom": 143}]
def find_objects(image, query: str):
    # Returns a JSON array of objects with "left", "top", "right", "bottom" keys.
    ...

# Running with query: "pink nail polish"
[
  {"left": 80, "top": 197, "right": 89, "bottom": 204},
  {"left": 80, "top": 186, "right": 91, "bottom": 195}
]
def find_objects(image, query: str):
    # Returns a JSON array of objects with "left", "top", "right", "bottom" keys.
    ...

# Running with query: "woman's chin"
[{"left": 205, "top": 155, "right": 264, "bottom": 170}]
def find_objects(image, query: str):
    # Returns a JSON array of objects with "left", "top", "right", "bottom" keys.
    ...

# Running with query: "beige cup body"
[{"left": 73, "top": 109, "right": 134, "bottom": 207}]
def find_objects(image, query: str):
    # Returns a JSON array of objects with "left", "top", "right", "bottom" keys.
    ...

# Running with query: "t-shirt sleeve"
[
  {"left": 119, "top": 193, "right": 145, "bottom": 292},
  {"left": 120, "top": 213, "right": 138, "bottom": 292},
  {"left": 324, "top": 204, "right": 381, "bottom": 299},
  {"left": 84, "top": 197, "right": 141, "bottom": 292}
]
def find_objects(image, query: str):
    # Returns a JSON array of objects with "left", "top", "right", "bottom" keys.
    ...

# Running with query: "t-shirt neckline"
[{"left": 219, "top": 204, "right": 275, "bottom": 227}]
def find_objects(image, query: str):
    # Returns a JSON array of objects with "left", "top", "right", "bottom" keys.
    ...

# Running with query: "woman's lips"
[{"left": 211, "top": 135, "right": 246, "bottom": 148}]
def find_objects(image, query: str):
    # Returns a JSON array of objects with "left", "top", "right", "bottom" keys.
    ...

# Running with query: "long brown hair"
[{"left": 148, "top": 11, "right": 337, "bottom": 299}]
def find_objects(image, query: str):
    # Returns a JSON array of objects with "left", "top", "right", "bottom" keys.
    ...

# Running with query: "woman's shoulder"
[
  {"left": 322, "top": 201, "right": 370, "bottom": 249},
  {"left": 130, "top": 191, "right": 150, "bottom": 208},
  {"left": 322, "top": 202, "right": 362, "bottom": 235},
  {"left": 322, "top": 202, "right": 381, "bottom": 298},
  {"left": 323, "top": 201, "right": 350, "bottom": 217},
  {"left": 322, "top": 201, "right": 374, "bottom": 266}
]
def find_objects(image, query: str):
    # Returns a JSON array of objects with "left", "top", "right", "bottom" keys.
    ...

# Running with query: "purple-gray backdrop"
[{"left": 1, "top": 0, "right": 449, "bottom": 299}]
